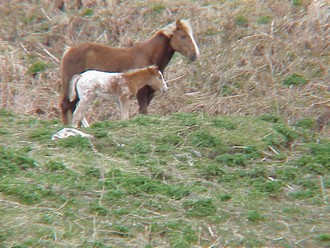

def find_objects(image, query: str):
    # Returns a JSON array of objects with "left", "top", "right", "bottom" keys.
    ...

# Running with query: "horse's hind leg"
[
  {"left": 60, "top": 97, "right": 70, "bottom": 125},
  {"left": 60, "top": 96, "right": 80, "bottom": 125},
  {"left": 81, "top": 115, "right": 90, "bottom": 128},
  {"left": 72, "top": 98, "right": 91, "bottom": 128}
]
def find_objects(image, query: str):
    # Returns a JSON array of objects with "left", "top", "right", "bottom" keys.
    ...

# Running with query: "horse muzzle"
[
  {"left": 189, "top": 52, "right": 199, "bottom": 61},
  {"left": 161, "top": 85, "right": 168, "bottom": 93}
]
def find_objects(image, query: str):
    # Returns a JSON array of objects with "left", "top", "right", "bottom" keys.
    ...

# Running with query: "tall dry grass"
[{"left": 0, "top": 0, "right": 328, "bottom": 130}]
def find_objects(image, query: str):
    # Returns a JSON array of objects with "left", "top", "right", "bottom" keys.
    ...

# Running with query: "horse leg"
[
  {"left": 120, "top": 98, "right": 129, "bottom": 120},
  {"left": 137, "top": 86, "right": 155, "bottom": 114},
  {"left": 136, "top": 87, "right": 148, "bottom": 114},
  {"left": 146, "top": 89, "right": 155, "bottom": 106},
  {"left": 60, "top": 96, "right": 79, "bottom": 125},
  {"left": 81, "top": 115, "right": 90, "bottom": 128},
  {"left": 60, "top": 97, "right": 70, "bottom": 125},
  {"left": 72, "top": 98, "right": 91, "bottom": 128}
]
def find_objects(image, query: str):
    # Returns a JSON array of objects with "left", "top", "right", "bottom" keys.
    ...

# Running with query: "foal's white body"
[{"left": 70, "top": 68, "right": 167, "bottom": 128}]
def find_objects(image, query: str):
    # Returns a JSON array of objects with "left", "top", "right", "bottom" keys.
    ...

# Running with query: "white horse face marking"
[
  {"left": 170, "top": 20, "right": 200, "bottom": 61},
  {"left": 148, "top": 69, "right": 168, "bottom": 93},
  {"left": 158, "top": 71, "right": 168, "bottom": 93}
]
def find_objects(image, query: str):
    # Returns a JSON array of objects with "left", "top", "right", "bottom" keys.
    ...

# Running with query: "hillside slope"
[
  {"left": 1, "top": 110, "right": 329, "bottom": 247},
  {"left": 0, "top": 0, "right": 329, "bottom": 247},
  {"left": 0, "top": 0, "right": 329, "bottom": 126}
]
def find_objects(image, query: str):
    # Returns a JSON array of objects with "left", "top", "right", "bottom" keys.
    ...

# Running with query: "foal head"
[
  {"left": 146, "top": 67, "right": 168, "bottom": 93},
  {"left": 162, "top": 19, "right": 200, "bottom": 61}
]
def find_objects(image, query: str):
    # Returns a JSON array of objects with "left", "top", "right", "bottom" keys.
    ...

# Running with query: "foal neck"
[{"left": 123, "top": 69, "right": 153, "bottom": 93}]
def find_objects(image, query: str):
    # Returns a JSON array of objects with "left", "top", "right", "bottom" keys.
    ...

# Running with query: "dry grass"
[{"left": 0, "top": 0, "right": 329, "bottom": 132}]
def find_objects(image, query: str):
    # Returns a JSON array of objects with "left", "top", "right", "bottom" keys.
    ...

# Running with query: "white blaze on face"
[
  {"left": 183, "top": 20, "right": 200, "bottom": 59},
  {"left": 188, "top": 29, "right": 200, "bottom": 58},
  {"left": 159, "top": 71, "right": 168, "bottom": 93}
]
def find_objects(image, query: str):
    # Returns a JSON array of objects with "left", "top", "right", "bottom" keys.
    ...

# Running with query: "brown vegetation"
[{"left": 0, "top": 0, "right": 329, "bottom": 132}]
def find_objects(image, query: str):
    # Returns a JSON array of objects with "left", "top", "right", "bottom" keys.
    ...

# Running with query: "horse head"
[
  {"left": 168, "top": 19, "right": 200, "bottom": 61},
  {"left": 147, "top": 66, "right": 168, "bottom": 93}
]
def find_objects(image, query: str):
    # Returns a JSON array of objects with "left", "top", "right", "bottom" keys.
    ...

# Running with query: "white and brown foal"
[{"left": 70, "top": 66, "right": 168, "bottom": 128}]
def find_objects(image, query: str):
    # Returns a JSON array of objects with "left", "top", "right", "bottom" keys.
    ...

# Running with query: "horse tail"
[{"left": 69, "top": 74, "right": 81, "bottom": 102}]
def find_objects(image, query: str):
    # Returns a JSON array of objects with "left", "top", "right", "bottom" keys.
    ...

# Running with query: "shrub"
[
  {"left": 218, "top": 193, "right": 232, "bottom": 202},
  {"left": 295, "top": 117, "right": 317, "bottom": 130},
  {"left": 235, "top": 15, "right": 248, "bottom": 27},
  {"left": 130, "top": 141, "right": 152, "bottom": 154},
  {"left": 56, "top": 136, "right": 91, "bottom": 150},
  {"left": 167, "top": 185, "right": 190, "bottom": 200},
  {"left": 191, "top": 130, "right": 222, "bottom": 147},
  {"left": 316, "top": 234, "right": 330, "bottom": 241},
  {"left": 283, "top": 73, "right": 307, "bottom": 86},
  {"left": 28, "top": 127, "right": 53, "bottom": 142},
  {"left": 254, "top": 180, "right": 283, "bottom": 194},
  {"left": 200, "top": 163, "right": 227, "bottom": 179},
  {"left": 45, "top": 161, "right": 66, "bottom": 171},
  {"left": 151, "top": 3, "right": 166, "bottom": 13},
  {"left": 81, "top": 8, "right": 94, "bottom": 17},
  {"left": 257, "top": 15, "right": 272, "bottom": 24},
  {"left": 216, "top": 153, "right": 246, "bottom": 166},
  {"left": 212, "top": 118, "right": 237, "bottom": 130},
  {"left": 183, "top": 198, "right": 217, "bottom": 217},
  {"left": 0, "top": 146, "right": 36, "bottom": 173},
  {"left": 291, "top": 0, "right": 303, "bottom": 7},
  {"left": 90, "top": 203, "right": 109, "bottom": 216},
  {"left": 273, "top": 124, "right": 299, "bottom": 146},
  {"left": 247, "top": 210, "right": 265, "bottom": 222},
  {"left": 259, "top": 113, "right": 281, "bottom": 123},
  {"left": 294, "top": 141, "right": 330, "bottom": 174},
  {"left": 27, "top": 61, "right": 47, "bottom": 77}
]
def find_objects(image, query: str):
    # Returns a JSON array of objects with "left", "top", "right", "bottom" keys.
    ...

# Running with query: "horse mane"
[
  {"left": 124, "top": 65, "right": 158, "bottom": 74},
  {"left": 159, "top": 19, "right": 193, "bottom": 38},
  {"left": 123, "top": 66, "right": 159, "bottom": 85}
]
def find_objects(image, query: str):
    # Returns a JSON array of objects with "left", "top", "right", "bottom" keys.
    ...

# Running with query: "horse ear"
[{"left": 176, "top": 19, "right": 183, "bottom": 29}]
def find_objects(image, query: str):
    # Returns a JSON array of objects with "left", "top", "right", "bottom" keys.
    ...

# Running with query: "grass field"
[
  {"left": 0, "top": 0, "right": 329, "bottom": 247},
  {"left": 1, "top": 109, "right": 329, "bottom": 247}
]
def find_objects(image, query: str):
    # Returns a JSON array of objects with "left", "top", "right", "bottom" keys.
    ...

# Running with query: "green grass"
[{"left": 0, "top": 110, "right": 329, "bottom": 247}]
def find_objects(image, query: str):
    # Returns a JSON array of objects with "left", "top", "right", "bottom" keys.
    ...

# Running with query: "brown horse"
[
  {"left": 60, "top": 19, "right": 200, "bottom": 124},
  {"left": 70, "top": 67, "right": 168, "bottom": 128}
]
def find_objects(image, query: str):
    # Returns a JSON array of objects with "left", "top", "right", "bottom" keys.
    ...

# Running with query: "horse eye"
[{"left": 180, "top": 35, "right": 186, "bottom": 39}]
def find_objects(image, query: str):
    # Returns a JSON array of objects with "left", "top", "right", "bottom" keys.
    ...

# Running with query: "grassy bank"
[{"left": 1, "top": 110, "right": 329, "bottom": 247}]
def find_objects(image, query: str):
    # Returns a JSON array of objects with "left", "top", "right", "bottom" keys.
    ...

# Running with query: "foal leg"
[
  {"left": 72, "top": 98, "right": 92, "bottom": 128},
  {"left": 81, "top": 115, "right": 90, "bottom": 128},
  {"left": 120, "top": 98, "right": 130, "bottom": 120}
]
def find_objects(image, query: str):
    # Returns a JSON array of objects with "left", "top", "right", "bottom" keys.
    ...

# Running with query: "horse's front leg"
[
  {"left": 136, "top": 86, "right": 155, "bottom": 114},
  {"left": 136, "top": 87, "right": 148, "bottom": 114},
  {"left": 146, "top": 90, "right": 155, "bottom": 106}
]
